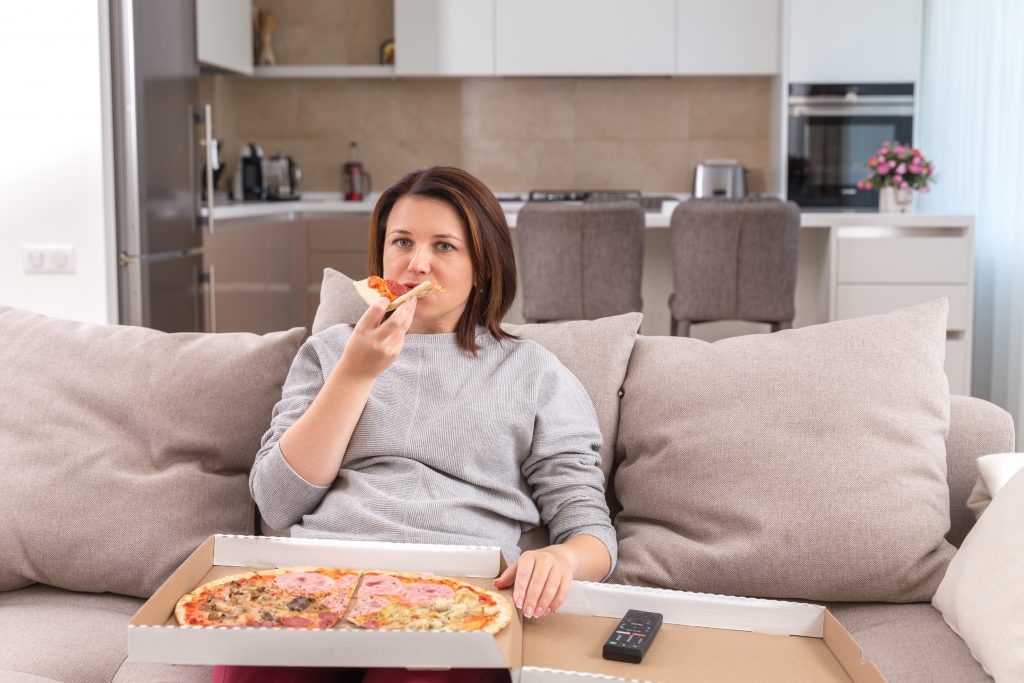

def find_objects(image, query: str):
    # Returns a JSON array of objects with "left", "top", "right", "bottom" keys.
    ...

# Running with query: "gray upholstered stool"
[
  {"left": 517, "top": 200, "right": 645, "bottom": 323},
  {"left": 669, "top": 198, "right": 801, "bottom": 336}
]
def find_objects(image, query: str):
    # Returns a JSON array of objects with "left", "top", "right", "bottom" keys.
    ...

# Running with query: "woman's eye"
[
  {"left": 394, "top": 238, "right": 412, "bottom": 248},
  {"left": 436, "top": 242, "right": 454, "bottom": 252}
]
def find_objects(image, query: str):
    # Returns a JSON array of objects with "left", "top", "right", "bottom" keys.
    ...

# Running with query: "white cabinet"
[
  {"left": 195, "top": 0, "right": 253, "bottom": 76},
  {"left": 495, "top": 0, "right": 675, "bottom": 76},
  {"left": 831, "top": 222, "right": 974, "bottom": 395},
  {"left": 787, "top": 0, "right": 922, "bottom": 83},
  {"left": 395, "top": 0, "right": 495, "bottom": 76},
  {"left": 676, "top": 0, "right": 779, "bottom": 75}
]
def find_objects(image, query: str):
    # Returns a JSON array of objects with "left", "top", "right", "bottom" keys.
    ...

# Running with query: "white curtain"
[{"left": 918, "top": 0, "right": 1024, "bottom": 444}]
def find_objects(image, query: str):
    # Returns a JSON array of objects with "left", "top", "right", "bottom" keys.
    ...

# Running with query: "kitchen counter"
[{"left": 205, "top": 193, "right": 972, "bottom": 229}]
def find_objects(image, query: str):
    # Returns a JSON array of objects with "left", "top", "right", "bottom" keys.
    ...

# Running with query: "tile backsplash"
[{"left": 205, "top": 74, "right": 772, "bottom": 194}]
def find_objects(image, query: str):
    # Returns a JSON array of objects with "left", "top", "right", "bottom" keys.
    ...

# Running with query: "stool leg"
[
  {"left": 673, "top": 319, "right": 691, "bottom": 337},
  {"left": 770, "top": 320, "right": 793, "bottom": 333}
]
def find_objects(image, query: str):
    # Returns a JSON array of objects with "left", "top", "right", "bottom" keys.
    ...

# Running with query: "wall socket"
[{"left": 23, "top": 243, "right": 76, "bottom": 273}]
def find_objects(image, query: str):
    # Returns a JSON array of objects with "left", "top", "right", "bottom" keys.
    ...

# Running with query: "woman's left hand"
[{"left": 493, "top": 546, "right": 574, "bottom": 619}]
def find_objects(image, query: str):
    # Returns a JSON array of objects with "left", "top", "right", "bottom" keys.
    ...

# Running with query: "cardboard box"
[
  {"left": 129, "top": 535, "right": 885, "bottom": 682},
  {"left": 129, "top": 534, "right": 521, "bottom": 669},
  {"left": 520, "top": 582, "right": 886, "bottom": 682}
]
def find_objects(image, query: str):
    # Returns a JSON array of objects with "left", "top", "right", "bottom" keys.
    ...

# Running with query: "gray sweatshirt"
[{"left": 250, "top": 324, "right": 617, "bottom": 570}]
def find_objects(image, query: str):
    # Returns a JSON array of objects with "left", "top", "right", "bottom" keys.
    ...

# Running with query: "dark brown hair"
[{"left": 368, "top": 166, "right": 518, "bottom": 354}]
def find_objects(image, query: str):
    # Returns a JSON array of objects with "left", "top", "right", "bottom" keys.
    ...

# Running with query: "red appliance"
[{"left": 343, "top": 141, "right": 372, "bottom": 201}]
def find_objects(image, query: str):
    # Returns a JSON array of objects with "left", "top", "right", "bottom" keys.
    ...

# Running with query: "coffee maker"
[
  {"left": 233, "top": 143, "right": 266, "bottom": 200},
  {"left": 343, "top": 141, "right": 372, "bottom": 201}
]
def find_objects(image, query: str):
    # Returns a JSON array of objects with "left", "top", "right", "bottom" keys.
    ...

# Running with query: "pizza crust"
[{"left": 352, "top": 278, "right": 445, "bottom": 312}]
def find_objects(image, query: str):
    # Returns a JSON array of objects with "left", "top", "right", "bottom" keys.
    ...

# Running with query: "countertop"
[{"left": 204, "top": 192, "right": 972, "bottom": 229}]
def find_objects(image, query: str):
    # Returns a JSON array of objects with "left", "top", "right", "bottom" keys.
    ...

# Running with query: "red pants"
[{"left": 212, "top": 666, "right": 511, "bottom": 683}]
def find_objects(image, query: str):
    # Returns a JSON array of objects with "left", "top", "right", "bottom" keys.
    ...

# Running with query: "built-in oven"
[{"left": 787, "top": 83, "right": 914, "bottom": 209}]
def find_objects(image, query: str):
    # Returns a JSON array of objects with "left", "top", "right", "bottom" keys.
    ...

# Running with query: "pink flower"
[
  {"left": 900, "top": 181, "right": 909, "bottom": 189},
  {"left": 896, "top": 163, "right": 907, "bottom": 174},
  {"left": 894, "top": 145, "right": 905, "bottom": 156},
  {"left": 867, "top": 156, "right": 878, "bottom": 167},
  {"left": 920, "top": 185, "right": 931, "bottom": 193},
  {"left": 893, "top": 174, "right": 903, "bottom": 184},
  {"left": 909, "top": 163, "right": 922, "bottom": 174}
]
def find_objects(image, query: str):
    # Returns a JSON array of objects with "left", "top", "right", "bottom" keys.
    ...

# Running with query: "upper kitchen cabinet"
[
  {"left": 395, "top": 0, "right": 495, "bottom": 76},
  {"left": 676, "top": 0, "right": 779, "bottom": 75},
  {"left": 195, "top": 0, "right": 253, "bottom": 75},
  {"left": 787, "top": 0, "right": 922, "bottom": 83},
  {"left": 495, "top": 0, "right": 675, "bottom": 76}
]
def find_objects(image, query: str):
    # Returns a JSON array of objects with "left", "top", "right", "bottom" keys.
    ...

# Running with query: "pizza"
[
  {"left": 175, "top": 567, "right": 513, "bottom": 635},
  {"left": 347, "top": 570, "right": 513, "bottom": 634},
  {"left": 174, "top": 566, "right": 360, "bottom": 629},
  {"left": 353, "top": 276, "right": 446, "bottom": 311}
]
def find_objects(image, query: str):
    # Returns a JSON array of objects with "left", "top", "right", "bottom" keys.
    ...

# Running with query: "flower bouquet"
[{"left": 857, "top": 141, "right": 936, "bottom": 213}]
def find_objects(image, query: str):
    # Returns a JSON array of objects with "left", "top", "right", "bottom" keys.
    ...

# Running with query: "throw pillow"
[
  {"left": 312, "top": 267, "right": 642, "bottom": 481},
  {"left": 612, "top": 299, "right": 955, "bottom": 602},
  {"left": 965, "top": 452, "right": 1024, "bottom": 519},
  {"left": 933, "top": 468, "right": 1024, "bottom": 681},
  {"left": 0, "top": 307, "right": 305, "bottom": 598}
]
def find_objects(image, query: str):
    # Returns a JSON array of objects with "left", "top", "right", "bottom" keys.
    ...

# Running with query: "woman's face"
[{"left": 383, "top": 195, "right": 475, "bottom": 334}]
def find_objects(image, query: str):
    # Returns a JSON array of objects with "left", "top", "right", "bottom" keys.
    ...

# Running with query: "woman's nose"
[{"left": 407, "top": 247, "right": 431, "bottom": 273}]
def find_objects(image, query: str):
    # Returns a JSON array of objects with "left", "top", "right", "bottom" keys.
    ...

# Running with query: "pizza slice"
[
  {"left": 345, "top": 570, "right": 512, "bottom": 634},
  {"left": 353, "top": 275, "right": 446, "bottom": 311},
  {"left": 174, "top": 566, "right": 360, "bottom": 629}
]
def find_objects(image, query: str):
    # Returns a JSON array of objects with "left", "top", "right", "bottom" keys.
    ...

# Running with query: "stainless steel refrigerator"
[{"left": 110, "top": 0, "right": 215, "bottom": 332}]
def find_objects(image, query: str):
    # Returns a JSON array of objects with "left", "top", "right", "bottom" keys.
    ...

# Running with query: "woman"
[{"left": 217, "top": 167, "right": 616, "bottom": 683}]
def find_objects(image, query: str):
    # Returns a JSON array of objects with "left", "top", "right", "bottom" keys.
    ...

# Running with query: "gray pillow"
[
  {"left": 0, "top": 307, "right": 305, "bottom": 598},
  {"left": 612, "top": 299, "right": 956, "bottom": 602},
  {"left": 312, "top": 267, "right": 642, "bottom": 481}
]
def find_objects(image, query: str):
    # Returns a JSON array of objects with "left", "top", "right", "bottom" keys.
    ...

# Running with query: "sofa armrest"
[{"left": 946, "top": 394, "right": 1015, "bottom": 547}]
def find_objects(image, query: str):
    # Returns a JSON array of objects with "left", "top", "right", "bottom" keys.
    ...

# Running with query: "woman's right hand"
[{"left": 337, "top": 295, "right": 417, "bottom": 381}]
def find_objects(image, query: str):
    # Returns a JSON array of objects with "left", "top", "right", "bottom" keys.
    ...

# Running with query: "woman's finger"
[
  {"left": 355, "top": 297, "right": 390, "bottom": 332},
  {"left": 512, "top": 553, "right": 536, "bottom": 610},
  {"left": 492, "top": 561, "right": 518, "bottom": 589},
  {"left": 534, "top": 567, "right": 565, "bottom": 617},
  {"left": 521, "top": 556, "right": 553, "bottom": 618}
]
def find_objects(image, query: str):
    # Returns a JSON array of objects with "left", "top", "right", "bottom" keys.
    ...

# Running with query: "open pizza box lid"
[
  {"left": 128, "top": 534, "right": 520, "bottom": 669},
  {"left": 517, "top": 582, "right": 886, "bottom": 682}
]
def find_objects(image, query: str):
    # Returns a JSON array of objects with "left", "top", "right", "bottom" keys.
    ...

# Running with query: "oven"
[{"left": 787, "top": 83, "right": 914, "bottom": 209}]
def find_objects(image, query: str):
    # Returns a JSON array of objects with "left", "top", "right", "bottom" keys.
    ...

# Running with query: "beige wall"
[{"left": 206, "top": 74, "right": 772, "bottom": 195}]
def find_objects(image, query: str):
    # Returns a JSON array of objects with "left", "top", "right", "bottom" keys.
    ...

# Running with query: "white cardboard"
[
  {"left": 130, "top": 625, "right": 507, "bottom": 667},
  {"left": 212, "top": 534, "right": 502, "bottom": 578},
  {"left": 520, "top": 667, "right": 654, "bottom": 683},
  {"left": 127, "top": 535, "right": 511, "bottom": 668},
  {"left": 558, "top": 581, "right": 825, "bottom": 637}
]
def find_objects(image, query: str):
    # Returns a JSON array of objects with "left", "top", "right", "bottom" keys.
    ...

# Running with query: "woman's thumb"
[{"left": 493, "top": 562, "right": 517, "bottom": 588}]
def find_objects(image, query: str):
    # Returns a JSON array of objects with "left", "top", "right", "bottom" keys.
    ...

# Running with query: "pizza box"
[
  {"left": 517, "top": 582, "right": 886, "bottom": 683},
  {"left": 127, "top": 534, "right": 521, "bottom": 669}
]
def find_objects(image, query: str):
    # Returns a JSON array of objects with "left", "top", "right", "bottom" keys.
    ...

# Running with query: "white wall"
[{"left": 0, "top": 2, "right": 116, "bottom": 324}]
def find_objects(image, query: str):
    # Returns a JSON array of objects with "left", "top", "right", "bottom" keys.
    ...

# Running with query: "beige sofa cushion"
[
  {"left": 312, "top": 267, "right": 642, "bottom": 481},
  {"left": 933, "top": 468, "right": 1024, "bottom": 681},
  {"left": 612, "top": 300, "right": 955, "bottom": 602},
  {"left": 0, "top": 307, "right": 304, "bottom": 598}
]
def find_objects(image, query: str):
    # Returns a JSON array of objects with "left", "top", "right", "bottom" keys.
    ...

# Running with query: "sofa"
[{"left": 0, "top": 279, "right": 1015, "bottom": 682}]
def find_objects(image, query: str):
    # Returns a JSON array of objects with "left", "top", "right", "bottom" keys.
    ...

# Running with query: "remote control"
[{"left": 602, "top": 609, "right": 663, "bottom": 664}]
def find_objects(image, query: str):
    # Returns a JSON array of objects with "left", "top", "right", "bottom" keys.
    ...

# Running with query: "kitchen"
[
  {"left": 1, "top": 0, "right": 1018, "bottom": 408},
  {"left": 171, "top": 0, "right": 971, "bottom": 391}
]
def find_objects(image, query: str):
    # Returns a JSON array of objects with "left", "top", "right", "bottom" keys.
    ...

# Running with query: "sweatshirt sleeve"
[
  {"left": 249, "top": 328, "right": 349, "bottom": 530},
  {"left": 521, "top": 359, "right": 618, "bottom": 577}
]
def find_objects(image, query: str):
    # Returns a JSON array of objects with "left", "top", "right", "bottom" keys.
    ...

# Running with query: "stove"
[
  {"left": 525, "top": 189, "right": 678, "bottom": 213},
  {"left": 527, "top": 190, "right": 641, "bottom": 202}
]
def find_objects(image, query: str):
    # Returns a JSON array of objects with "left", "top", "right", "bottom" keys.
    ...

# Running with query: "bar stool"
[
  {"left": 517, "top": 201, "right": 645, "bottom": 323},
  {"left": 669, "top": 198, "right": 800, "bottom": 336}
]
